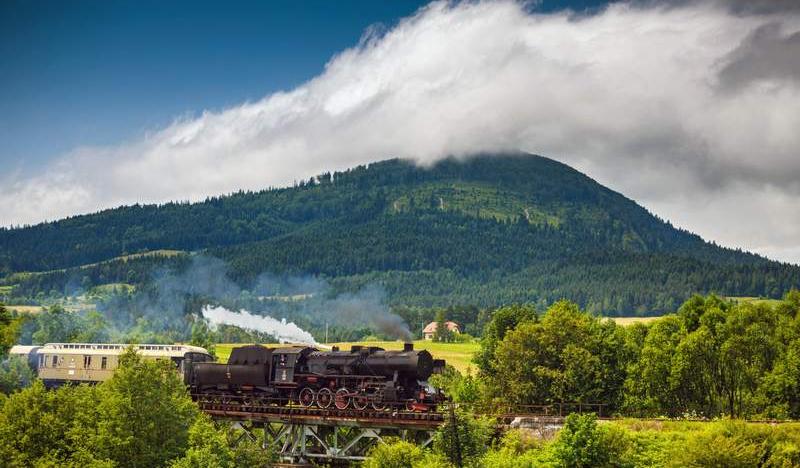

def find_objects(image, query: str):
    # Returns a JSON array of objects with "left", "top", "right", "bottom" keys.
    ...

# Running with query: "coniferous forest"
[{"left": 1, "top": 154, "right": 798, "bottom": 316}]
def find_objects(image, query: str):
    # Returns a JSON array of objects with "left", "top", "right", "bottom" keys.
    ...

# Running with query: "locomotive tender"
[{"left": 187, "top": 343, "right": 446, "bottom": 411}]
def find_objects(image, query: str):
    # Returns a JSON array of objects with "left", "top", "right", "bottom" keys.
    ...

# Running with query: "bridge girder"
[{"left": 225, "top": 418, "right": 436, "bottom": 463}]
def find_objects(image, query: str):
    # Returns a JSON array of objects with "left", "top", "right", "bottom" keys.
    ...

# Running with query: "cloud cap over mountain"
[{"left": 2, "top": 0, "right": 799, "bottom": 263}]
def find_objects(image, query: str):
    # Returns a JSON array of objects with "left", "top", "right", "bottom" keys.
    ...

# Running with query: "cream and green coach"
[{"left": 10, "top": 343, "right": 213, "bottom": 387}]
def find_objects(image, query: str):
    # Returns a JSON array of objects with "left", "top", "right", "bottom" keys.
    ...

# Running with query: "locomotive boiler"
[{"left": 186, "top": 343, "right": 445, "bottom": 411}]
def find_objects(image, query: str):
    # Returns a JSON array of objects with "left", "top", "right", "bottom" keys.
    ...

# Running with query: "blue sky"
[
  {"left": 0, "top": 1, "right": 425, "bottom": 172},
  {"left": 1, "top": 0, "right": 799, "bottom": 263},
  {"left": 0, "top": 0, "right": 609, "bottom": 174}
]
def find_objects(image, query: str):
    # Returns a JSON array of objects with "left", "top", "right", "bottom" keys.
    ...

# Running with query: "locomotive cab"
[{"left": 272, "top": 347, "right": 315, "bottom": 385}]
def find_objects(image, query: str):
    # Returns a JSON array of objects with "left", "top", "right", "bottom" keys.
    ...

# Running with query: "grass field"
[
  {"left": 5, "top": 305, "right": 45, "bottom": 314},
  {"left": 89, "top": 283, "right": 136, "bottom": 294},
  {"left": 216, "top": 340, "right": 480, "bottom": 374},
  {"left": 727, "top": 296, "right": 784, "bottom": 307},
  {"left": 1, "top": 249, "right": 186, "bottom": 280},
  {"left": 608, "top": 316, "right": 663, "bottom": 326}
]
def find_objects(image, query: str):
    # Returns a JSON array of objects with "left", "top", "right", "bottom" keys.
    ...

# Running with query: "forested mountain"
[{"left": 1, "top": 153, "right": 798, "bottom": 314}]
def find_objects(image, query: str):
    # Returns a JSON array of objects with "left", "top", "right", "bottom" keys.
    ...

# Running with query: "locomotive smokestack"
[{"left": 403, "top": 342, "right": 413, "bottom": 352}]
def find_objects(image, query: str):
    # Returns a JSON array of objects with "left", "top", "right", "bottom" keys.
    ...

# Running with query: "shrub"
[
  {"left": 550, "top": 413, "right": 629, "bottom": 468},
  {"left": 363, "top": 439, "right": 424, "bottom": 468},
  {"left": 433, "top": 410, "right": 495, "bottom": 466},
  {"left": 0, "top": 355, "right": 36, "bottom": 394},
  {"left": 480, "top": 430, "right": 554, "bottom": 468}
]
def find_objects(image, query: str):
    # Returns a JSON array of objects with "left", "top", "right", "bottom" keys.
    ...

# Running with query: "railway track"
[{"left": 196, "top": 397, "right": 445, "bottom": 429}]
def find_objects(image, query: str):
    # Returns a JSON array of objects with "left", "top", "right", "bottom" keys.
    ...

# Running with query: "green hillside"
[{"left": 1, "top": 153, "right": 798, "bottom": 314}]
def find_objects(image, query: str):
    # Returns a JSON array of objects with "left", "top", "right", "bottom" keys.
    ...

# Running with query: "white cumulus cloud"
[{"left": 2, "top": 0, "right": 800, "bottom": 263}]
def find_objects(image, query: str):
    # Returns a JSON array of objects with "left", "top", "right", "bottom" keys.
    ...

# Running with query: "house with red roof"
[{"left": 422, "top": 321, "right": 460, "bottom": 340}]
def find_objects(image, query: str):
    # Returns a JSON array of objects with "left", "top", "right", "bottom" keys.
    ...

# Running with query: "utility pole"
[{"left": 325, "top": 322, "right": 328, "bottom": 344}]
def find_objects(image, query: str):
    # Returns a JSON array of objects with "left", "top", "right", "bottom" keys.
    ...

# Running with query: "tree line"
[{"left": 447, "top": 291, "right": 800, "bottom": 420}]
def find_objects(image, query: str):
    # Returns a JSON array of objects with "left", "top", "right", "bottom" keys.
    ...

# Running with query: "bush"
[
  {"left": 433, "top": 410, "right": 495, "bottom": 466},
  {"left": 550, "top": 413, "right": 629, "bottom": 468},
  {"left": 0, "top": 355, "right": 36, "bottom": 394},
  {"left": 414, "top": 452, "right": 453, "bottom": 468},
  {"left": 363, "top": 439, "right": 424, "bottom": 468},
  {"left": 669, "top": 420, "right": 800, "bottom": 468},
  {"left": 765, "top": 441, "right": 800, "bottom": 467},
  {"left": 171, "top": 415, "right": 236, "bottom": 468},
  {"left": 674, "top": 432, "right": 764, "bottom": 467},
  {"left": 480, "top": 430, "right": 554, "bottom": 468},
  {"left": 170, "top": 414, "right": 270, "bottom": 468},
  {"left": 429, "top": 366, "right": 482, "bottom": 404},
  {"left": 452, "top": 333, "right": 475, "bottom": 343},
  {"left": 0, "top": 380, "right": 110, "bottom": 467}
]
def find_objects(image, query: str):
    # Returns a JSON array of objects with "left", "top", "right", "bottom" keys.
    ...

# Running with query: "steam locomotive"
[{"left": 185, "top": 343, "right": 446, "bottom": 411}]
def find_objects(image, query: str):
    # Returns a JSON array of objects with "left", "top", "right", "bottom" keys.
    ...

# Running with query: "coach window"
[
  {"left": 84, "top": 355, "right": 92, "bottom": 368},
  {"left": 39, "top": 354, "right": 44, "bottom": 368},
  {"left": 52, "top": 355, "right": 58, "bottom": 367},
  {"left": 101, "top": 356, "right": 108, "bottom": 369}
]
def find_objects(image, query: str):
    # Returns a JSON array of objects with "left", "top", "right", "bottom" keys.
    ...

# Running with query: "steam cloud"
[
  {"left": 94, "top": 255, "right": 413, "bottom": 342},
  {"left": 321, "top": 285, "right": 413, "bottom": 342},
  {"left": 201, "top": 305, "right": 317, "bottom": 345}
]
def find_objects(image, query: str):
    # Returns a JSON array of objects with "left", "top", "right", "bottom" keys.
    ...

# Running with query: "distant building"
[{"left": 422, "top": 321, "right": 460, "bottom": 340}]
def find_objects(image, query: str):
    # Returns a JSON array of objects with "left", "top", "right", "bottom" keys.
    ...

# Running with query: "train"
[
  {"left": 9, "top": 342, "right": 446, "bottom": 411},
  {"left": 188, "top": 343, "right": 446, "bottom": 410}
]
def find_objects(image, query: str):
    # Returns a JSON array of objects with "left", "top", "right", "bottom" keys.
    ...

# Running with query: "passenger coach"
[{"left": 9, "top": 343, "right": 213, "bottom": 387}]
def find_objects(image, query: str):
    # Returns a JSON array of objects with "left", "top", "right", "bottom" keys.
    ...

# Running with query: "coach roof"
[{"left": 39, "top": 343, "right": 211, "bottom": 357}]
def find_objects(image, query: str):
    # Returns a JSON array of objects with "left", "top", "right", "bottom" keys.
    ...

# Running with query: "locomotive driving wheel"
[
  {"left": 334, "top": 388, "right": 350, "bottom": 410},
  {"left": 371, "top": 390, "right": 387, "bottom": 410},
  {"left": 317, "top": 388, "right": 333, "bottom": 408},
  {"left": 353, "top": 392, "right": 369, "bottom": 410},
  {"left": 298, "top": 387, "right": 315, "bottom": 408}
]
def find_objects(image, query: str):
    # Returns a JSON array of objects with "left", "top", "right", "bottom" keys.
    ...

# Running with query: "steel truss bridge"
[
  {"left": 199, "top": 396, "right": 443, "bottom": 464},
  {"left": 197, "top": 395, "right": 605, "bottom": 465}
]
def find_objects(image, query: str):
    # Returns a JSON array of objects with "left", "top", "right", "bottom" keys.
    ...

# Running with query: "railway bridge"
[
  {"left": 200, "top": 397, "right": 443, "bottom": 464},
  {"left": 199, "top": 396, "right": 604, "bottom": 465}
]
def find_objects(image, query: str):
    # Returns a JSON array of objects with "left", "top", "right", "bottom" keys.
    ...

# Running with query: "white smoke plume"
[{"left": 202, "top": 305, "right": 318, "bottom": 345}]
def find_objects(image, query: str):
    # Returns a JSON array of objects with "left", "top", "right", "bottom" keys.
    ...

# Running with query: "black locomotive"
[{"left": 185, "top": 343, "right": 446, "bottom": 411}]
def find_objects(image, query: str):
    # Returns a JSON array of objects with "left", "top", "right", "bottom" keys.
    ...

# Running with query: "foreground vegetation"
[
  {"left": 365, "top": 414, "right": 800, "bottom": 467},
  {"left": 4, "top": 289, "right": 800, "bottom": 466},
  {"left": 0, "top": 349, "right": 267, "bottom": 467}
]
